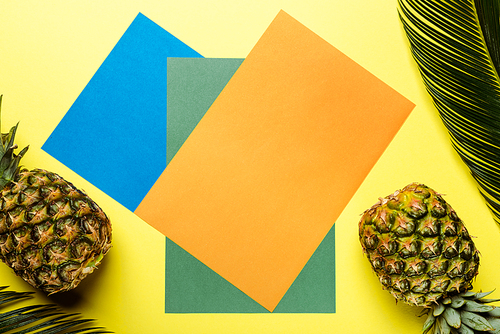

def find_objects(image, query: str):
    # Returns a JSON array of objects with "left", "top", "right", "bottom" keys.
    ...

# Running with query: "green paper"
[
  {"left": 165, "top": 225, "right": 335, "bottom": 313},
  {"left": 274, "top": 225, "right": 335, "bottom": 313},
  {"left": 164, "top": 57, "right": 335, "bottom": 313},
  {"left": 166, "top": 237, "right": 268, "bottom": 313},
  {"left": 167, "top": 58, "right": 244, "bottom": 164}
]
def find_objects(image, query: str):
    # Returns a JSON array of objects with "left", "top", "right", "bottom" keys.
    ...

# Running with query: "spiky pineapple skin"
[
  {"left": 359, "top": 183, "right": 479, "bottom": 307},
  {"left": 0, "top": 168, "right": 112, "bottom": 294}
]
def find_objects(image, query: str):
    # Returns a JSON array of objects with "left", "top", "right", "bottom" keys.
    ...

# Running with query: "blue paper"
[{"left": 42, "top": 13, "right": 202, "bottom": 211}]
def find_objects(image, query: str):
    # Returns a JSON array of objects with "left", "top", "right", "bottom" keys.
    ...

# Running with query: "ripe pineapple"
[
  {"left": 0, "top": 96, "right": 112, "bottom": 295},
  {"left": 359, "top": 183, "right": 500, "bottom": 333}
]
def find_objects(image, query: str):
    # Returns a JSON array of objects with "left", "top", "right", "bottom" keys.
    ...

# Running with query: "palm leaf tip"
[
  {"left": 398, "top": 0, "right": 500, "bottom": 224},
  {"left": 0, "top": 286, "right": 112, "bottom": 333}
]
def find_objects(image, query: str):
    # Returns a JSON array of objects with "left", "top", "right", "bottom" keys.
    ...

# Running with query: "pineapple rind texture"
[
  {"left": 359, "top": 183, "right": 479, "bottom": 307},
  {"left": 0, "top": 168, "right": 112, "bottom": 295}
]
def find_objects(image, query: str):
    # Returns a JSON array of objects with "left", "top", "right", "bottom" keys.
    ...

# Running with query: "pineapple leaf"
[
  {"left": 423, "top": 312, "right": 436, "bottom": 333},
  {"left": 451, "top": 296, "right": 466, "bottom": 309},
  {"left": 460, "top": 310, "right": 495, "bottom": 331},
  {"left": 434, "top": 303, "right": 446, "bottom": 316},
  {"left": 478, "top": 298, "right": 500, "bottom": 304},
  {"left": 460, "top": 291, "right": 477, "bottom": 299},
  {"left": 463, "top": 300, "right": 495, "bottom": 313},
  {"left": 487, "top": 317, "right": 500, "bottom": 332},
  {"left": 438, "top": 316, "right": 452, "bottom": 334},
  {"left": 488, "top": 307, "right": 500, "bottom": 317},
  {"left": 398, "top": 0, "right": 500, "bottom": 224},
  {"left": 457, "top": 324, "right": 474, "bottom": 334},
  {"left": 443, "top": 307, "right": 461, "bottom": 328},
  {"left": 5, "top": 124, "right": 19, "bottom": 156},
  {"left": 0, "top": 146, "right": 14, "bottom": 178},
  {"left": 0, "top": 96, "right": 28, "bottom": 188},
  {"left": 474, "top": 290, "right": 496, "bottom": 300},
  {"left": 0, "top": 144, "right": 28, "bottom": 189}
]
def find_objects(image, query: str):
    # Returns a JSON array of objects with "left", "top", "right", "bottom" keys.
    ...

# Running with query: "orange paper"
[{"left": 135, "top": 10, "right": 414, "bottom": 311}]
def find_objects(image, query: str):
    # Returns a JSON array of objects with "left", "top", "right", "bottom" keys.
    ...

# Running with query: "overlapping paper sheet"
[{"left": 135, "top": 11, "right": 415, "bottom": 312}]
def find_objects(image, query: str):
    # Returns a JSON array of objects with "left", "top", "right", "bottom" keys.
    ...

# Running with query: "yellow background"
[{"left": 0, "top": 1, "right": 498, "bottom": 333}]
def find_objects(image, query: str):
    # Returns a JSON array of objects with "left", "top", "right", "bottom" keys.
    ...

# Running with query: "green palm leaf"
[
  {"left": 398, "top": 0, "right": 500, "bottom": 224},
  {"left": 0, "top": 286, "right": 111, "bottom": 333}
]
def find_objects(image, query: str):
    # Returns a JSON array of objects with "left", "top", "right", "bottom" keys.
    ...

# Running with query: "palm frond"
[
  {"left": 0, "top": 286, "right": 111, "bottom": 334},
  {"left": 398, "top": 0, "right": 500, "bottom": 224}
]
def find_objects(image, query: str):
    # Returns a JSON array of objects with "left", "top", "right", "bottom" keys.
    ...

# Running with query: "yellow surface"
[{"left": 0, "top": 1, "right": 498, "bottom": 333}]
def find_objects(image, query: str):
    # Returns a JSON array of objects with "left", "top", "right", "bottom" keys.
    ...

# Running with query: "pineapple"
[
  {"left": 0, "top": 96, "right": 112, "bottom": 295},
  {"left": 359, "top": 183, "right": 500, "bottom": 333}
]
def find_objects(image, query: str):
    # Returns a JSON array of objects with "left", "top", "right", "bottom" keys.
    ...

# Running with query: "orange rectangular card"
[{"left": 135, "top": 10, "right": 414, "bottom": 311}]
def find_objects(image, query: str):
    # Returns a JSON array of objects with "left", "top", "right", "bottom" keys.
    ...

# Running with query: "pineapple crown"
[
  {"left": 0, "top": 95, "right": 28, "bottom": 189},
  {"left": 422, "top": 290, "right": 500, "bottom": 333}
]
